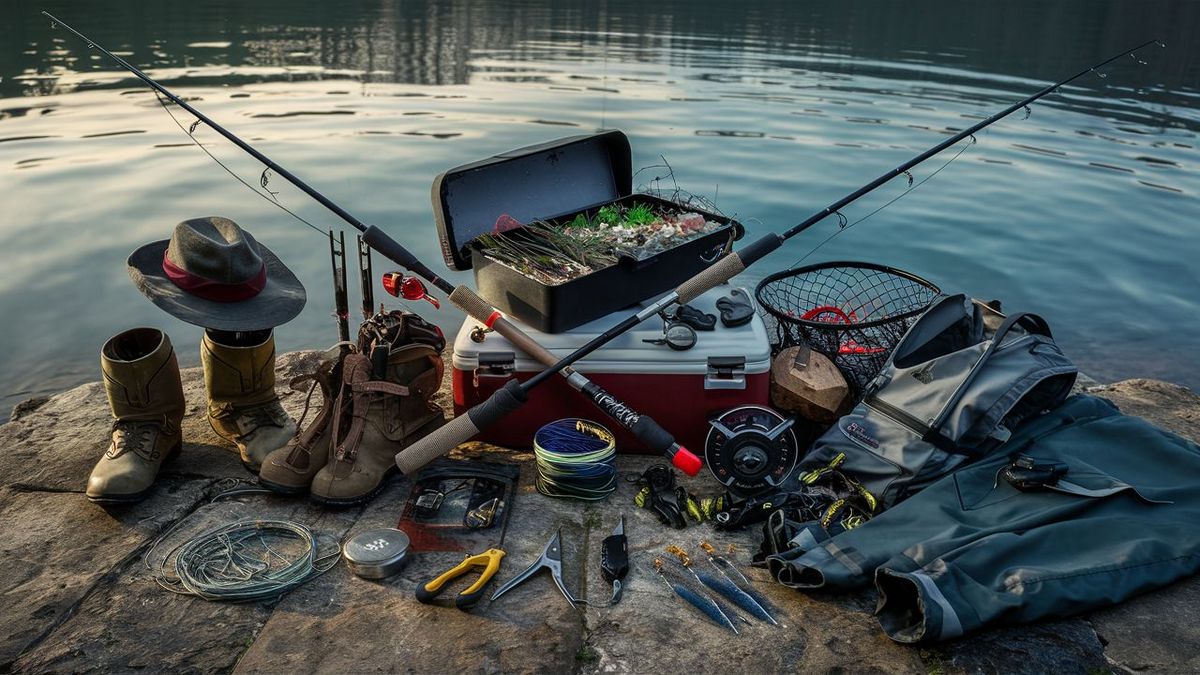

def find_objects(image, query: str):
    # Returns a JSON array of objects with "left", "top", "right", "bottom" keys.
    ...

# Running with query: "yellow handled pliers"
[{"left": 415, "top": 548, "right": 506, "bottom": 610}]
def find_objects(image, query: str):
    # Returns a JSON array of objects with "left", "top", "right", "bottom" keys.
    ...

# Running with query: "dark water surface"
[{"left": 1, "top": 0, "right": 1197, "bottom": 419}]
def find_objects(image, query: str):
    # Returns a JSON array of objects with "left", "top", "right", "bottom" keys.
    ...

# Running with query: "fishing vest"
[{"left": 799, "top": 294, "right": 1077, "bottom": 510}]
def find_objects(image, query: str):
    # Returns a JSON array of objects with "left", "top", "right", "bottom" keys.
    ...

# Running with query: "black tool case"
[{"left": 432, "top": 130, "right": 743, "bottom": 333}]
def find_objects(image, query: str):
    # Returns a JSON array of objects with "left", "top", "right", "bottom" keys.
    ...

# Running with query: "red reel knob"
[{"left": 381, "top": 272, "right": 403, "bottom": 297}]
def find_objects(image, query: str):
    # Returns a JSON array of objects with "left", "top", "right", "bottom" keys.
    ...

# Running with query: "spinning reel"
[{"left": 704, "top": 405, "right": 800, "bottom": 497}]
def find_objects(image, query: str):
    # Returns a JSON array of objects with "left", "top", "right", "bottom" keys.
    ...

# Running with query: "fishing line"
[
  {"left": 152, "top": 91, "right": 326, "bottom": 236},
  {"left": 533, "top": 419, "right": 618, "bottom": 500},
  {"left": 142, "top": 479, "right": 340, "bottom": 602},
  {"left": 791, "top": 136, "right": 976, "bottom": 266}
]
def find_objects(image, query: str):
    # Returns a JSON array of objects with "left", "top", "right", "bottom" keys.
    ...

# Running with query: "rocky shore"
[{"left": 1, "top": 351, "right": 1197, "bottom": 674}]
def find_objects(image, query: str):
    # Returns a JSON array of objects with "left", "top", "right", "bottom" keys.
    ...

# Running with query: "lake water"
[{"left": 1, "top": 0, "right": 1197, "bottom": 420}]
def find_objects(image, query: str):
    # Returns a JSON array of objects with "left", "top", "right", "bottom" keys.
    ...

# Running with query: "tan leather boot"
[
  {"left": 201, "top": 329, "right": 296, "bottom": 472},
  {"left": 258, "top": 354, "right": 343, "bottom": 494},
  {"left": 87, "top": 328, "right": 185, "bottom": 504},
  {"left": 309, "top": 344, "right": 445, "bottom": 506}
]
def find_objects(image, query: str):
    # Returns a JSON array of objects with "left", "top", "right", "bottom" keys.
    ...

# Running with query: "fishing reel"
[
  {"left": 382, "top": 271, "right": 440, "bottom": 309},
  {"left": 704, "top": 405, "right": 800, "bottom": 497}
]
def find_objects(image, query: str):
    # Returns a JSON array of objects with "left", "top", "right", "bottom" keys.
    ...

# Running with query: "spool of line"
[{"left": 533, "top": 419, "right": 617, "bottom": 500}]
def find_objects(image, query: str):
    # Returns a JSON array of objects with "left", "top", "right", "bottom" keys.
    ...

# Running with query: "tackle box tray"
[{"left": 432, "top": 130, "right": 743, "bottom": 333}]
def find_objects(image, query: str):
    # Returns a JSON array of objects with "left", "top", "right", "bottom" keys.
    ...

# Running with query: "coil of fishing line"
[
  {"left": 534, "top": 419, "right": 618, "bottom": 500},
  {"left": 143, "top": 480, "right": 340, "bottom": 602}
]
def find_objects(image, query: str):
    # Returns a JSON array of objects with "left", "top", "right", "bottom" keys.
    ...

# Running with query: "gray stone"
[{"left": 1, "top": 351, "right": 1198, "bottom": 673}]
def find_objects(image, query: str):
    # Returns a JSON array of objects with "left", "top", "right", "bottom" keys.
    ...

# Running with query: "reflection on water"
[{"left": 0, "top": 0, "right": 1198, "bottom": 419}]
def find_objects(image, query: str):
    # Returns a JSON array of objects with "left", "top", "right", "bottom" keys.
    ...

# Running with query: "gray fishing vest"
[{"left": 800, "top": 294, "right": 1078, "bottom": 510}]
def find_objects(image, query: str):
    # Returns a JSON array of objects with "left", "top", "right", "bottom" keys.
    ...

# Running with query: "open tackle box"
[
  {"left": 451, "top": 286, "right": 771, "bottom": 454},
  {"left": 432, "top": 130, "right": 743, "bottom": 333}
]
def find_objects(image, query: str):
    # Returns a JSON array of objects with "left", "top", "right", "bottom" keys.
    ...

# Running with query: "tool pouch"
[{"left": 798, "top": 294, "right": 1077, "bottom": 510}]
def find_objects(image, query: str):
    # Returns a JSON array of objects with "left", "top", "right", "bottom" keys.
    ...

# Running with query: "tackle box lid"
[
  {"left": 432, "top": 130, "right": 634, "bottom": 271},
  {"left": 452, "top": 286, "right": 771, "bottom": 375}
]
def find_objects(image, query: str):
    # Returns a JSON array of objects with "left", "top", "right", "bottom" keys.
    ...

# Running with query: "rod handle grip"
[
  {"left": 627, "top": 413, "right": 702, "bottom": 476},
  {"left": 395, "top": 380, "right": 529, "bottom": 474},
  {"left": 362, "top": 225, "right": 448, "bottom": 294},
  {"left": 449, "top": 286, "right": 565, "bottom": 368}
]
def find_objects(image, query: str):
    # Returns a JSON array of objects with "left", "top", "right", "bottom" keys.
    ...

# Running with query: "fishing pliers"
[
  {"left": 490, "top": 529, "right": 577, "bottom": 608},
  {"left": 415, "top": 548, "right": 506, "bottom": 610}
]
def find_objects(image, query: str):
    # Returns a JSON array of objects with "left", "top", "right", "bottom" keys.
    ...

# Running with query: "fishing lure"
[
  {"left": 699, "top": 540, "right": 750, "bottom": 584},
  {"left": 698, "top": 541, "right": 779, "bottom": 619},
  {"left": 653, "top": 558, "right": 738, "bottom": 634},
  {"left": 667, "top": 546, "right": 776, "bottom": 625}
]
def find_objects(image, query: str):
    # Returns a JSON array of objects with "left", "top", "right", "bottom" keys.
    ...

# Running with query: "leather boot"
[
  {"left": 201, "top": 329, "right": 296, "bottom": 472},
  {"left": 87, "top": 328, "right": 185, "bottom": 504},
  {"left": 309, "top": 343, "right": 445, "bottom": 506},
  {"left": 258, "top": 353, "right": 343, "bottom": 494}
]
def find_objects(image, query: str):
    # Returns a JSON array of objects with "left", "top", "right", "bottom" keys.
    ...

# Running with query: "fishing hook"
[
  {"left": 969, "top": 134, "right": 977, "bottom": 145},
  {"left": 1130, "top": 52, "right": 1147, "bottom": 66},
  {"left": 835, "top": 211, "right": 848, "bottom": 229},
  {"left": 189, "top": 119, "right": 202, "bottom": 135},
  {"left": 1090, "top": 67, "right": 1108, "bottom": 80},
  {"left": 1022, "top": 105, "right": 1032, "bottom": 120},
  {"left": 260, "top": 168, "right": 279, "bottom": 199},
  {"left": 903, "top": 170, "right": 914, "bottom": 188}
]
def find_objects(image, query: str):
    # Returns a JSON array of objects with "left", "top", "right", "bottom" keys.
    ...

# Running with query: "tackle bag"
[{"left": 798, "top": 294, "right": 1077, "bottom": 510}]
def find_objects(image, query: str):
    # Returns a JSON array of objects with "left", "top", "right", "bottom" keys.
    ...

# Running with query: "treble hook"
[{"left": 1022, "top": 105, "right": 1032, "bottom": 120}]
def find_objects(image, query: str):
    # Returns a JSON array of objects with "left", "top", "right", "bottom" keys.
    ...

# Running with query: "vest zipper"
[{"left": 864, "top": 396, "right": 933, "bottom": 437}]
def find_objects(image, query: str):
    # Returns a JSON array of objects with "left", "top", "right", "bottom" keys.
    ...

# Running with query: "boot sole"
[
  {"left": 87, "top": 440, "right": 182, "bottom": 505},
  {"left": 258, "top": 476, "right": 311, "bottom": 496},
  {"left": 308, "top": 465, "right": 396, "bottom": 508}
]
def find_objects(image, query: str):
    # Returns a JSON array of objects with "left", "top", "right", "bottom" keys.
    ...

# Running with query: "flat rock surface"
[{"left": 1, "top": 350, "right": 1198, "bottom": 674}]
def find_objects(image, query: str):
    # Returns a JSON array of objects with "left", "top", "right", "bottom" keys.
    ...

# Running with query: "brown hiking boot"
[
  {"left": 309, "top": 343, "right": 445, "bottom": 507},
  {"left": 258, "top": 353, "right": 343, "bottom": 494},
  {"left": 201, "top": 329, "right": 296, "bottom": 472},
  {"left": 87, "top": 328, "right": 185, "bottom": 504}
]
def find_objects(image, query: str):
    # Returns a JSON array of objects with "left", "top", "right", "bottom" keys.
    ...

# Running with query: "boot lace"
[{"left": 109, "top": 421, "right": 160, "bottom": 461}]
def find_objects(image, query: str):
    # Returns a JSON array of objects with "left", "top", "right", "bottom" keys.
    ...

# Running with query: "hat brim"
[{"left": 128, "top": 239, "right": 307, "bottom": 331}]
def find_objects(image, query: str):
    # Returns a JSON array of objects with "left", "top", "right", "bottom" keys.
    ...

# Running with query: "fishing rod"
[
  {"left": 44, "top": 11, "right": 703, "bottom": 476},
  {"left": 395, "top": 38, "right": 1164, "bottom": 473}
]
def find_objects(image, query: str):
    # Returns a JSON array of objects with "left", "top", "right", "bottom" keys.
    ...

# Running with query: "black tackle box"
[{"left": 432, "top": 130, "right": 743, "bottom": 333}]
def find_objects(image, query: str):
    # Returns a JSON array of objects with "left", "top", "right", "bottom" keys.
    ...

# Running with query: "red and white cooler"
[{"left": 451, "top": 286, "right": 772, "bottom": 454}]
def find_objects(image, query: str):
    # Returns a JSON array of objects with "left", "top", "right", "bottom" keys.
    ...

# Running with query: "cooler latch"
[
  {"left": 706, "top": 356, "right": 746, "bottom": 390},
  {"left": 474, "top": 351, "right": 516, "bottom": 389}
]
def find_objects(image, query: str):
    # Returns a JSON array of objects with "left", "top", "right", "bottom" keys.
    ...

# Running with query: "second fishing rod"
[
  {"left": 394, "top": 38, "right": 1163, "bottom": 474},
  {"left": 44, "top": 11, "right": 703, "bottom": 476}
]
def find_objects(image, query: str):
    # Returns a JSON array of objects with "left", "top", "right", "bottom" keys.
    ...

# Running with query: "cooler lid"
[
  {"left": 451, "top": 286, "right": 772, "bottom": 374},
  {"left": 432, "top": 130, "right": 634, "bottom": 271}
]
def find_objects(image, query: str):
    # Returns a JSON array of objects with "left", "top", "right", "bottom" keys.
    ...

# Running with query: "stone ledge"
[{"left": 0, "top": 350, "right": 1197, "bottom": 673}]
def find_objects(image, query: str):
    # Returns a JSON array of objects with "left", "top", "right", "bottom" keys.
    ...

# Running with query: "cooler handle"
[{"left": 706, "top": 356, "right": 747, "bottom": 390}]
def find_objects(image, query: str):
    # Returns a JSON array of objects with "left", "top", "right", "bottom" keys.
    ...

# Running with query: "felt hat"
[{"left": 127, "top": 216, "right": 306, "bottom": 331}]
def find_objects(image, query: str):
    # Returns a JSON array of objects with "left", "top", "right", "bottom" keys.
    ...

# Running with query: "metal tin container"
[{"left": 342, "top": 528, "right": 411, "bottom": 580}]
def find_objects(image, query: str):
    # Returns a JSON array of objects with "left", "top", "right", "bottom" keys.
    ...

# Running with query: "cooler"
[{"left": 451, "top": 285, "right": 772, "bottom": 454}]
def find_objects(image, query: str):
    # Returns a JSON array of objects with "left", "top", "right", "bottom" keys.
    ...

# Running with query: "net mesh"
[{"left": 755, "top": 262, "right": 940, "bottom": 397}]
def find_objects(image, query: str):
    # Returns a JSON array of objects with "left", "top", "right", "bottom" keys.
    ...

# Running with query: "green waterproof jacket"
[{"left": 766, "top": 395, "right": 1200, "bottom": 643}]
